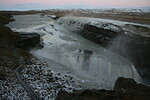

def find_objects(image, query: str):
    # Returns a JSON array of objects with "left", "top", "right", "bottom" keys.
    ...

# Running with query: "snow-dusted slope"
[
  {"left": 57, "top": 17, "right": 150, "bottom": 37},
  {"left": 77, "top": 8, "right": 150, "bottom": 14}
]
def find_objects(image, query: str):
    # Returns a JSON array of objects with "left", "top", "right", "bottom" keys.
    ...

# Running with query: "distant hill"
[{"left": 139, "top": 6, "right": 150, "bottom": 9}]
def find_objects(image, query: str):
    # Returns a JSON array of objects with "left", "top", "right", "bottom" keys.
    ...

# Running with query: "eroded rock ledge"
[
  {"left": 0, "top": 13, "right": 43, "bottom": 78},
  {"left": 15, "top": 32, "right": 43, "bottom": 51}
]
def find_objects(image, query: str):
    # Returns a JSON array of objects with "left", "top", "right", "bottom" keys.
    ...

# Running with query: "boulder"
[
  {"left": 114, "top": 77, "right": 138, "bottom": 97},
  {"left": 114, "top": 77, "right": 150, "bottom": 100},
  {"left": 83, "top": 50, "right": 93, "bottom": 55}
]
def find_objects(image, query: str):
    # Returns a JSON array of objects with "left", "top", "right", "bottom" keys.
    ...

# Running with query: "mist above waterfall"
[{"left": 6, "top": 14, "right": 143, "bottom": 89}]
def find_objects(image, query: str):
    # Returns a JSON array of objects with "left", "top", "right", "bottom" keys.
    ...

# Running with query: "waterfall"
[
  {"left": 8, "top": 15, "right": 142, "bottom": 89},
  {"left": 32, "top": 46, "right": 141, "bottom": 89}
]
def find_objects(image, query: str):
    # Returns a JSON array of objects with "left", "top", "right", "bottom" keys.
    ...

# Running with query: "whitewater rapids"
[{"left": 7, "top": 14, "right": 142, "bottom": 89}]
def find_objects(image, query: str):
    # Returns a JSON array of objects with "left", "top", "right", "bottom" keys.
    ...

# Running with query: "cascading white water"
[
  {"left": 33, "top": 45, "right": 141, "bottom": 89},
  {"left": 7, "top": 14, "right": 142, "bottom": 89}
]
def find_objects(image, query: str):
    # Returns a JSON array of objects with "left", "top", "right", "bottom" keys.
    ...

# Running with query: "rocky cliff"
[{"left": 0, "top": 12, "right": 43, "bottom": 79}]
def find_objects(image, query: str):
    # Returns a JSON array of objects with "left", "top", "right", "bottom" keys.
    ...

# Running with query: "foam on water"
[{"left": 7, "top": 14, "right": 142, "bottom": 89}]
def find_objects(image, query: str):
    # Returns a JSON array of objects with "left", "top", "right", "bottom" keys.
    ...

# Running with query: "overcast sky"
[{"left": 0, "top": 0, "right": 150, "bottom": 10}]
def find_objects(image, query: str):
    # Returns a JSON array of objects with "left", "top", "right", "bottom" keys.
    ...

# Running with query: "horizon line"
[{"left": 0, "top": 6, "right": 150, "bottom": 11}]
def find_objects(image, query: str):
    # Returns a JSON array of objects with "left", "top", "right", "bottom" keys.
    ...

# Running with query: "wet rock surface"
[
  {"left": 56, "top": 77, "right": 150, "bottom": 100},
  {"left": 114, "top": 77, "right": 150, "bottom": 99},
  {"left": 79, "top": 24, "right": 120, "bottom": 46},
  {"left": 15, "top": 33, "right": 43, "bottom": 51},
  {"left": 83, "top": 50, "right": 93, "bottom": 55}
]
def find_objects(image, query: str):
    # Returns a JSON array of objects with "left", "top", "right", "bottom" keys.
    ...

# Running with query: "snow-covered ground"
[
  {"left": 0, "top": 71, "right": 31, "bottom": 100},
  {"left": 77, "top": 8, "right": 150, "bottom": 14},
  {"left": 20, "top": 57, "right": 80, "bottom": 100},
  {"left": 0, "top": 55, "right": 31, "bottom": 100}
]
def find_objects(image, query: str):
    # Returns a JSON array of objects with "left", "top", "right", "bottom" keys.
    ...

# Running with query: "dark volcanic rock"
[
  {"left": 114, "top": 77, "right": 150, "bottom": 100},
  {"left": 56, "top": 77, "right": 150, "bottom": 100},
  {"left": 83, "top": 50, "right": 93, "bottom": 55},
  {"left": 114, "top": 77, "right": 137, "bottom": 97},
  {"left": 79, "top": 24, "right": 120, "bottom": 46},
  {"left": 0, "top": 12, "right": 43, "bottom": 79},
  {"left": 56, "top": 89, "right": 116, "bottom": 100},
  {"left": 15, "top": 33, "right": 43, "bottom": 51},
  {"left": 0, "top": 13, "right": 14, "bottom": 25}
]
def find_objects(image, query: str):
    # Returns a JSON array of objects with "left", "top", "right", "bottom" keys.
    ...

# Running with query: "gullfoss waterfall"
[{"left": 7, "top": 14, "right": 142, "bottom": 90}]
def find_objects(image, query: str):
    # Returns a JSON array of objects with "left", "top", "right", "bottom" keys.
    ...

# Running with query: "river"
[{"left": 7, "top": 14, "right": 142, "bottom": 89}]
